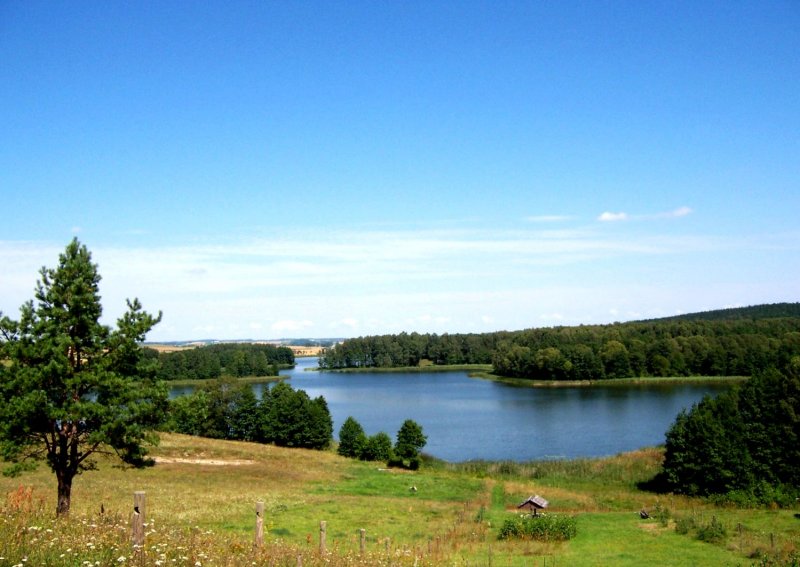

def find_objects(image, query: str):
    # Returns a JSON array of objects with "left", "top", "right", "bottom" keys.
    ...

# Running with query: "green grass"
[{"left": 2, "top": 434, "right": 798, "bottom": 566}]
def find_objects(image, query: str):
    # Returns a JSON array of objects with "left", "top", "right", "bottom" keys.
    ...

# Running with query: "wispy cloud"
[
  {"left": 658, "top": 206, "right": 693, "bottom": 218},
  {"left": 598, "top": 212, "right": 629, "bottom": 222},
  {"left": 598, "top": 206, "right": 692, "bottom": 222},
  {"left": 1, "top": 217, "right": 793, "bottom": 340}
]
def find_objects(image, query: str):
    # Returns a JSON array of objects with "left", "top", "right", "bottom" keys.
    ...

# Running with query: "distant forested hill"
[
  {"left": 640, "top": 302, "right": 800, "bottom": 322},
  {"left": 319, "top": 303, "right": 800, "bottom": 380}
]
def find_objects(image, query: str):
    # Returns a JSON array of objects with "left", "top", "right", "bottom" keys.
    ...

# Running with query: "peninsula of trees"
[
  {"left": 150, "top": 342, "right": 295, "bottom": 381},
  {"left": 319, "top": 303, "right": 800, "bottom": 380}
]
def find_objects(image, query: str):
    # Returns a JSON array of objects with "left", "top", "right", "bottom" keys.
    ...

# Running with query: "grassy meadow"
[{"left": 1, "top": 434, "right": 798, "bottom": 566}]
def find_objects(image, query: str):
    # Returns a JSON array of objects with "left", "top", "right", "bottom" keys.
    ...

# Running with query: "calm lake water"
[{"left": 171, "top": 357, "right": 733, "bottom": 463}]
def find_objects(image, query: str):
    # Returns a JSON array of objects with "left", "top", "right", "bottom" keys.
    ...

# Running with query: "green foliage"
[
  {"left": 695, "top": 515, "right": 727, "bottom": 543},
  {"left": 394, "top": 419, "right": 427, "bottom": 460},
  {"left": 497, "top": 514, "right": 578, "bottom": 541},
  {"left": 651, "top": 502, "right": 671, "bottom": 527},
  {"left": 167, "top": 380, "right": 333, "bottom": 450},
  {"left": 661, "top": 366, "right": 800, "bottom": 501},
  {"left": 258, "top": 382, "right": 333, "bottom": 449},
  {"left": 674, "top": 515, "right": 695, "bottom": 535},
  {"left": 674, "top": 514, "right": 728, "bottom": 543},
  {"left": 337, "top": 417, "right": 367, "bottom": 458},
  {"left": 0, "top": 239, "right": 166, "bottom": 515},
  {"left": 361, "top": 431, "right": 393, "bottom": 462},
  {"left": 155, "top": 343, "right": 293, "bottom": 380},
  {"left": 167, "top": 389, "right": 212, "bottom": 436}
]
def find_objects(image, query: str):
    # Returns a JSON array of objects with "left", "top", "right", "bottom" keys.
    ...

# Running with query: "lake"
[{"left": 170, "top": 357, "right": 733, "bottom": 463}]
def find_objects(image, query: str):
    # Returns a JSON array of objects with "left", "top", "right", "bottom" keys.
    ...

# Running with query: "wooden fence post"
[
  {"left": 319, "top": 521, "right": 327, "bottom": 555},
  {"left": 131, "top": 491, "right": 146, "bottom": 547},
  {"left": 359, "top": 528, "right": 366, "bottom": 555},
  {"left": 255, "top": 501, "right": 264, "bottom": 548}
]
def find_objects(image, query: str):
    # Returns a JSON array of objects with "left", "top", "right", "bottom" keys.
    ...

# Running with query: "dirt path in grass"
[{"left": 154, "top": 456, "right": 256, "bottom": 466}]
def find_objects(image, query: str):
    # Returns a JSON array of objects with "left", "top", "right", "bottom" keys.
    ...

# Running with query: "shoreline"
[
  {"left": 313, "top": 364, "right": 748, "bottom": 388},
  {"left": 166, "top": 374, "right": 286, "bottom": 387}
]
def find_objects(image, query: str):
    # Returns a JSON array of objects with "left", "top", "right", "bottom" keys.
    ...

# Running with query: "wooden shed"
[{"left": 517, "top": 495, "right": 549, "bottom": 516}]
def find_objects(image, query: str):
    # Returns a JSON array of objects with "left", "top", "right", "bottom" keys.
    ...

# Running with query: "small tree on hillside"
[
  {"left": 394, "top": 419, "right": 427, "bottom": 462},
  {"left": 338, "top": 416, "right": 367, "bottom": 458},
  {"left": 362, "top": 431, "right": 393, "bottom": 462},
  {"left": 0, "top": 239, "right": 166, "bottom": 516}
]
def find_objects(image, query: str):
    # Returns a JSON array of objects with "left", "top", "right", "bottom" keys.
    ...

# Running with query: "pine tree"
[{"left": 0, "top": 239, "right": 166, "bottom": 516}]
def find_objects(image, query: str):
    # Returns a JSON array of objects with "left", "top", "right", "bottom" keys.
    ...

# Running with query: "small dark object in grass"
[{"left": 794, "top": 513, "right": 800, "bottom": 519}]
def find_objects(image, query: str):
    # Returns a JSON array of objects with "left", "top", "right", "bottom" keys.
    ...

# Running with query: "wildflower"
[{"left": 117, "top": 556, "right": 126, "bottom": 563}]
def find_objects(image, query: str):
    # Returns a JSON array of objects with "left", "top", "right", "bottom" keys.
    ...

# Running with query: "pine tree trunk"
[{"left": 56, "top": 470, "right": 72, "bottom": 517}]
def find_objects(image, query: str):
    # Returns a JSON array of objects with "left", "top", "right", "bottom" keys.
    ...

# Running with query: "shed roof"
[{"left": 517, "top": 495, "right": 549, "bottom": 510}]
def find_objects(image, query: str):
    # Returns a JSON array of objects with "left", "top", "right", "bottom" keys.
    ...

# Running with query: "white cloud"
[
  {"left": 598, "top": 206, "right": 693, "bottom": 223},
  {"left": 598, "top": 211, "right": 628, "bottom": 222},
  {"left": 661, "top": 206, "right": 693, "bottom": 218}
]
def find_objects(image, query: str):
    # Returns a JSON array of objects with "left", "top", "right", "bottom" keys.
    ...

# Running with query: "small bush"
[
  {"left": 498, "top": 514, "right": 577, "bottom": 541},
  {"left": 652, "top": 501, "right": 671, "bottom": 527},
  {"left": 674, "top": 516, "right": 695, "bottom": 535},
  {"left": 695, "top": 515, "right": 727, "bottom": 543}
]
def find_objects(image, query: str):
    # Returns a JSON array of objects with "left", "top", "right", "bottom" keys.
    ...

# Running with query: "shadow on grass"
[{"left": 636, "top": 471, "right": 671, "bottom": 494}]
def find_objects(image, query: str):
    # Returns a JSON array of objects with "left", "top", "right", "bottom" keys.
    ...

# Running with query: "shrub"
[
  {"left": 674, "top": 516, "right": 696, "bottom": 535},
  {"left": 651, "top": 501, "right": 671, "bottom": 527},
  {"left": 498, "top": 514, "right": 577, "bottom": 541},
  {"left": 696, "top": 515, "right": 727, "bottom": 543}
]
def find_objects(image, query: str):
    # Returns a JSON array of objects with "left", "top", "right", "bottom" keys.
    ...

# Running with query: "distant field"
[
  {"left": 146, "top": 343, "right": 324, "bottom": 357},
  {"left": 289, "top": 345, "right": 324, "bottom": 357},
  {"left": 3, "top": 434, "right": 796, "bottom": 566}
]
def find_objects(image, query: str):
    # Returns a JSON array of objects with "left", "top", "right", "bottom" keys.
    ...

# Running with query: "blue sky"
[{"left": 1, "top": 1, "right": 798, "bottom": 341}]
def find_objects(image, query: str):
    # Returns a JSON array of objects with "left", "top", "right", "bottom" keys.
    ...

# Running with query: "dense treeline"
[
  {"left": 319, "top": 304, "right": 800, "bottom": 380},
  {"left": 149, "top": 343, "right": 295, "bottom": 381},
  {"left": 657, "top": 362, "right": 800, "bottom": 503},
  {"left": 491, "top": 319, "right": 800, "bottom": 379},
  {"left": 319, "top": 332, "right": 500, "bottom": 369},
  {"left": 163, "top": 377, "right": 332, "bottom": 450}
]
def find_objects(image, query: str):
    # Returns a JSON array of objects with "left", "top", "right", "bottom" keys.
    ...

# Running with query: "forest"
[
  {"left": 318, "top": 303, "right": 800, "bottom": 380},
  {"left": 149, "top": 342, "right": 295, "bottom": 381}
]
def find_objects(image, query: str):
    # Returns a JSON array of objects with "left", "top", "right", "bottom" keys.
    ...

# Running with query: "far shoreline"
[{"left": 314, "top": 363, "right": 749, "bottom": 388}]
